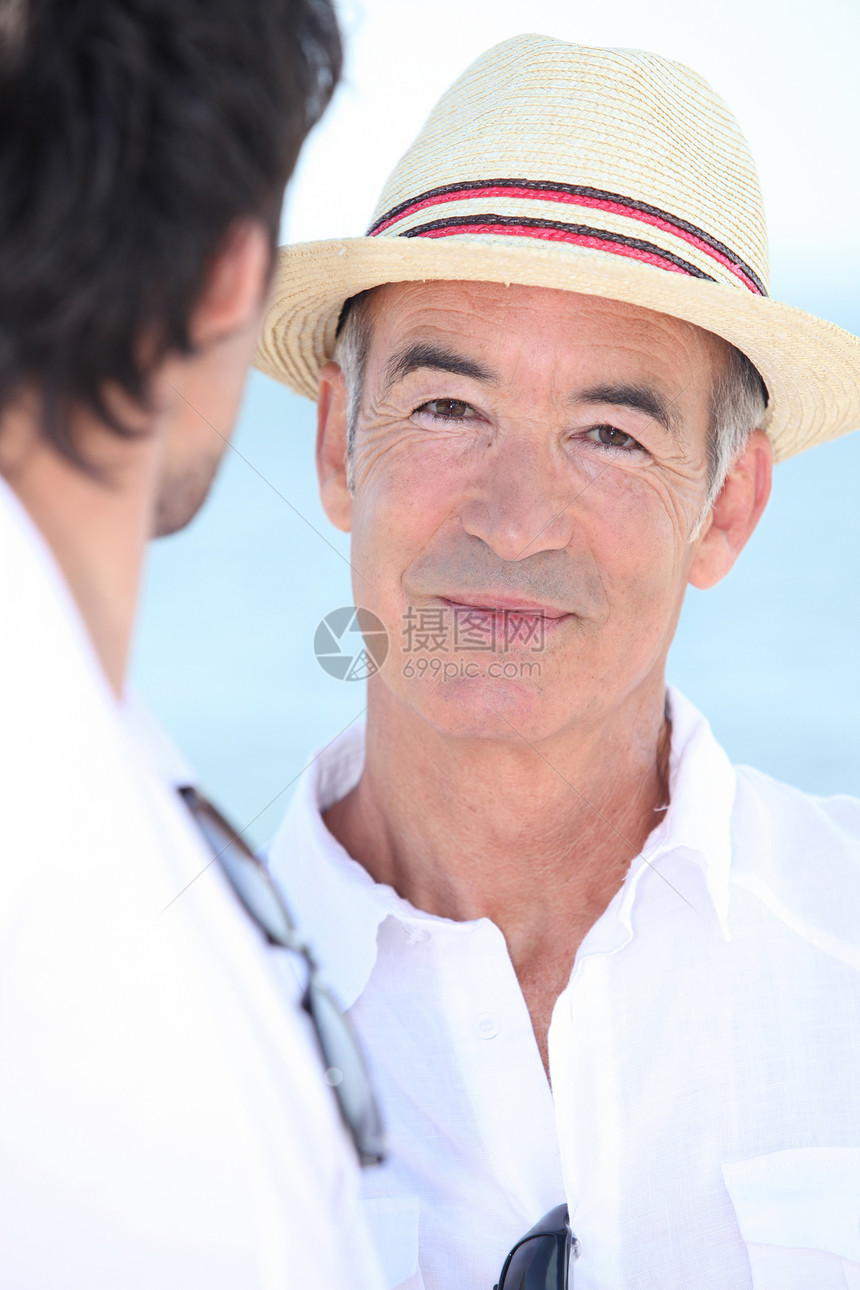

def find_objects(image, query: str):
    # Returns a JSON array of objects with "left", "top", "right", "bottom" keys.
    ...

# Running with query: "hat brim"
[{"left": 256, "top": 235, "right": 860, "bottom": 462}]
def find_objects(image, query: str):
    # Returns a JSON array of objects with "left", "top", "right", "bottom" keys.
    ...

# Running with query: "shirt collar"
[
  {"left": 0, "top": 474, "right": 110, "bottom": 695},
  {"left": 641, "top": 685, "right": 736, "bottom": 941},
  {"left": 268, "top": 720, "right": 441, "bottom": 1007},
  {"left": 267, "top": 686, "right": 737, "bottom": 1007}
]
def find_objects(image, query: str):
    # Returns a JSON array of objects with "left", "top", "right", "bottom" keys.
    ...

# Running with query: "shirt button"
[{"left": 475, "top": 1013, "right": 501, "bottom": 1040}]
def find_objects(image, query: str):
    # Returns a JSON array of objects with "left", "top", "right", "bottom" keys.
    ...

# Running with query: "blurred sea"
[{"left": 131, "top": 289, "right": 860, "bottom": 849}]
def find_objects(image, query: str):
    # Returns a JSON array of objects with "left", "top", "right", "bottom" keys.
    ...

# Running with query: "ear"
[
  {"left": 190, "top": 219, "right": 271, "bottom": 346},
  {"left": 688, "top": 428, "right": 773, "bottom": 589},
  {"left": 316, "top": 361, "right": 352, "bottom": 532}
]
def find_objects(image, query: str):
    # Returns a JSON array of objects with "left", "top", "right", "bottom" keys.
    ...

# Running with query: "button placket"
[{"left": 435, "top": 921, "right": 563, "bottom": 1215}]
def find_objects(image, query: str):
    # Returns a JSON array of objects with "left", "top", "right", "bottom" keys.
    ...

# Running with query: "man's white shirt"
[
  {"left": 268, "top": 690, "right": 860, "bottom": 1290},
  {"left": 0, "top": 478, "right": 384, "bottom": 1289}
]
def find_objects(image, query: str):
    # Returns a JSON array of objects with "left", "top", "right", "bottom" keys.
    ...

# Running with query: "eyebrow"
[
  {"left": 569, "top": 382, "right": 681, "bottom": 440},
  {"left": 382, "top": 342, "right": 498, "bottom": 398}
]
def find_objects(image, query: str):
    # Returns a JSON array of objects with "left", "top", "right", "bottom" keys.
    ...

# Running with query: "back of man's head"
[{"left": 0, "top": 0, "right": 340, "bottom": 464}]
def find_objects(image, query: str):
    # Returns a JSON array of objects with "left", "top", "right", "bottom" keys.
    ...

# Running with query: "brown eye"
[
  {"left": 421, "top": 399, "right": 472, "bottom": 419},
  {"left": 595, "top": 424, "right": 635, "bottom": 448}
]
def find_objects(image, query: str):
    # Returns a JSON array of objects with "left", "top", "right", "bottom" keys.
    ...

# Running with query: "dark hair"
[{"left": 0, "top": 0, "right": 341, "bottom": 464}]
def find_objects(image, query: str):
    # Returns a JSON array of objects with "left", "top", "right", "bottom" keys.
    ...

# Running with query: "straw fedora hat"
[{"left": 256, "top": 33, "right": 860, "bottom": 461}]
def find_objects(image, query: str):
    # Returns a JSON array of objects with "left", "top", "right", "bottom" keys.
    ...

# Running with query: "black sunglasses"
[
  {"left": 178, "top": 785, "right": 386, "bottom": 1168},
  {"left": 494, "top": 1204, "right": 581, "bottom": 1290}
]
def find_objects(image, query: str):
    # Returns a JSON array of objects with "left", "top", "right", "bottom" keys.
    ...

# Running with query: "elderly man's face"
[{"left": 318, "top": 280, "right": 762, "bottom": 742}]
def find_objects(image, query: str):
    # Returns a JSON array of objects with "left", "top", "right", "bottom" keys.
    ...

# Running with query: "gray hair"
[
  {"left": 696, "top": 341, "right": 768, "bottom": 534},
  {"left": 334, "top": 289, "right": 767, "bottom": 532},
  {"left": 333, "top": 290, "right": 374, "bottom": 492}
]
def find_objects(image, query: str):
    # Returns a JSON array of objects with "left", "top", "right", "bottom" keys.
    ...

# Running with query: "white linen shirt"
[
  {"left": 0, "top": 478, "right": 384, "bottom": 1290},
  {"left": 267, "top": 690, "right": 860, "bottom": 1290}
]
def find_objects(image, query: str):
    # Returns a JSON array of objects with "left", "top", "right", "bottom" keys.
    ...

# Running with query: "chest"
[{"left": 516, "top": 955, "right": 580, "bottom": 1077}]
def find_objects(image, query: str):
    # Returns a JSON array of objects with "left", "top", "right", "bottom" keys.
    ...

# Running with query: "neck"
[
  {"left": 0, "top": 400, "right": 162, "bottom": 698},
  {"left": 324, "top": 681, "right": 671, "bottom": 1068}
]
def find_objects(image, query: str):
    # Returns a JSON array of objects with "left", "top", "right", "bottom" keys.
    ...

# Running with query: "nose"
[{"left": 458, "top": 436, "right": 577, "bottom": 561}]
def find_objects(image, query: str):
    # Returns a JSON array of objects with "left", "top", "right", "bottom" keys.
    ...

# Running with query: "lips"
[{"left": 439, "top": 595, "right": 569, "bottom": 620}]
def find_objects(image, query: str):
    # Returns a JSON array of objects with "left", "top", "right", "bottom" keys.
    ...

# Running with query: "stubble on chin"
[{"left": 151, "top": 450, "right": 222, "bottom": 538}]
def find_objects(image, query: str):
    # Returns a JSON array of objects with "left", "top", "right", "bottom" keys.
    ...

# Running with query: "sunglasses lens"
[
  {"left": 306, "top": 977, "right": 386, "bottom": 1166},
  {"left": 500, "top": 1234, "right": 566, "bottom": 1290}
]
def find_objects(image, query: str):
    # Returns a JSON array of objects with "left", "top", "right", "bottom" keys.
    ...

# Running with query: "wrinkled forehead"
[{"left": 356, "top": 278, "right": 725, "bottom": 394}]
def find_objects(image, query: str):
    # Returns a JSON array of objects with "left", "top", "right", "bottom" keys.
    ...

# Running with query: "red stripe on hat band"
[
  {"left": 371, "top": 186, "right": 760, "bottom": 294},
  {"left": 403, "top": 221, "right": 708, "bottom": 277},
  {"left": 369, "top": 182, "right": 767, "bottom": 296}
]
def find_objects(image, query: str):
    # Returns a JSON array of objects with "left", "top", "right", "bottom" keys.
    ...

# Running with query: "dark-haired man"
[{"left": 0, "top": 2, "right": 384, "bottom": 1286}]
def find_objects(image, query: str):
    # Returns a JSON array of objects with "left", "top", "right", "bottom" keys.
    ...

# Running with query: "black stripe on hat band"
[
  {"left": 368, "top": 178, "right": 767, "bottom": 297},
  {"left": 397, "top": 213, "right": 717, "bottom": 281}
]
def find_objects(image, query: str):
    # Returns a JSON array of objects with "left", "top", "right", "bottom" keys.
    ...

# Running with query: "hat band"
[{"left": 368, "top": 179, "right": 767, "bottom": 297}]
